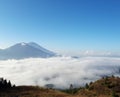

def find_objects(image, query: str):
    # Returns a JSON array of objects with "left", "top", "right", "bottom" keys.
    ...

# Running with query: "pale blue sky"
[{"left": 0, "top": 0, "right": 120, "bottom": 52}]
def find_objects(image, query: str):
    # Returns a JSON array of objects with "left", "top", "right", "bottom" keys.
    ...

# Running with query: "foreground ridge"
[{"left": 0, "top": 76, "right": 120, "bottom": 97}]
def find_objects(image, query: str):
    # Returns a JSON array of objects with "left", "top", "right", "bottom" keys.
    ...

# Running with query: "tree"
[
  {"left": 85, "top": 83, "right": 89, "bottom": 89},
  {"left": 0, "top": 78, "right": 15, "bottom": 89},
  {"left": 3, "top": 79, "right": 7, "bottom": 88},
  {"left": 8, "top": 80, "right": 12, "bottom": 88}
]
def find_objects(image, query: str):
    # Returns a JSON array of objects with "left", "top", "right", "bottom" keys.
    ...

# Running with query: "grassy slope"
[
  {"left": 0, "top": 77, "right": 120, "bottom": 97},
  {"left": 0, "top": 86, "right": 72, "bottom": 97},
  {"left": 76, "top": 76, "right": 120, "bottom": 97}
]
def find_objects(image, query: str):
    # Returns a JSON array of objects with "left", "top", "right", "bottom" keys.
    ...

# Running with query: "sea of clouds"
[{"left": 0, "top": 56, "right": 120, "bottom": 89}]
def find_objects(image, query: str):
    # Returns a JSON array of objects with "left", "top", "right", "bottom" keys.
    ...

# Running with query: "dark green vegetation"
[
  {"left": 0, "top": 78, "right": 15, "bottom": 90},
  {"left": 0, "top": 76, "right": 120, "bottom": 97}
]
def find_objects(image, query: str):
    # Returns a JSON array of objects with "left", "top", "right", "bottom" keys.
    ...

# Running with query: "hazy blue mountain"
[
  {"left": 0, "top": 42, "right": 55, "bottom": 60},
  {"left": 28, "top": 42, "right": 55, "bottom": 55}
]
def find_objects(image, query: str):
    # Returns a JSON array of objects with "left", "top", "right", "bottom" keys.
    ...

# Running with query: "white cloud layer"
[
  {"left": 57, "top": 50, "right": 120, "bottom": 57},
  {"left": 0, "top": 56, "right": 120, "bottom": 89}
]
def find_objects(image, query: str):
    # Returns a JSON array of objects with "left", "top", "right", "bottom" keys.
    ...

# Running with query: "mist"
[{"left": 0, "top": 56, "right": 120, "bottom": 89}]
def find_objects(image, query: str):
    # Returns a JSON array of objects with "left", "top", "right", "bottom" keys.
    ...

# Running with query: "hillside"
[
  {"left": 76, "top": 76, "right": 120, "bottom": 97},
  {"left": 0, "top": 86, "right": 72, "bottom": 97},
  {"left": 0, "top": 76, "right": 120, "bottom": 97}
]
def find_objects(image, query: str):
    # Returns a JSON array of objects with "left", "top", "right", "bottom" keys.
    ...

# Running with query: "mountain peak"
[
  {"left": 0, "top": 42, "right": 55, "bottom": 60},
  {"left": 20, "top": 42, "right": 27, "bottom": 46}
]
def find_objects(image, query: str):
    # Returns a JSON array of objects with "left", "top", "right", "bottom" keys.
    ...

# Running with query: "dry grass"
[
  {"left": 76, "top": 76, "right": 120, "bottom": 97},
  {"left": 0, "top": 86, "right": 72, "bottom": 97},
  {"left": 0, "top": 76, "right": 120, "bottom": 97}
]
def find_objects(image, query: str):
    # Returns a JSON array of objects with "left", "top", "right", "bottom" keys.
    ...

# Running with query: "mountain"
[
  {"left": 28, "top": 42, "right": 55, "bottom": 55},
  {"left": 0, "top": 42, "right": 55, "bottom": 60}
]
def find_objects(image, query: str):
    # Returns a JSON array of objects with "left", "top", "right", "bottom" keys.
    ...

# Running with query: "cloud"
[
  {"left": 58, "top": 50, "right": 120, "bottom": 57},
  {"left": 0, "top": 56, "right": 120, "bottom": 89}
]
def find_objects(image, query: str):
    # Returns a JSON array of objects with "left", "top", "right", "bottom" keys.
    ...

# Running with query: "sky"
[{"left": 0, "top": 0, "right": 120, "bottom": 53}]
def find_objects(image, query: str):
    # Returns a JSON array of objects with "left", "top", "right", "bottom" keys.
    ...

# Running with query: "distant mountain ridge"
[{"left": 0, "top": 42, "right": 55, "bottom": 60}]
